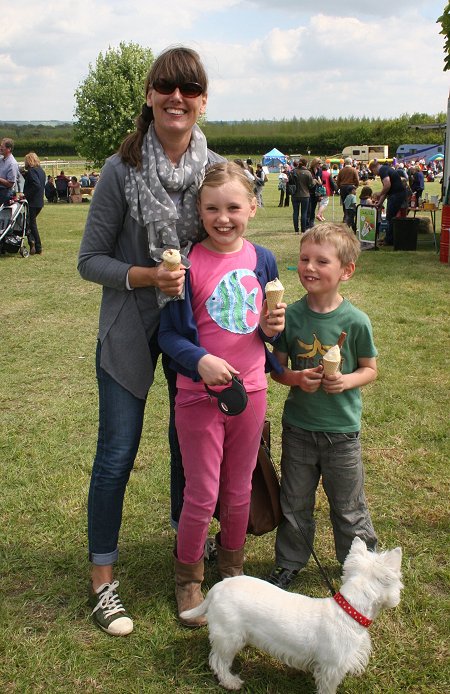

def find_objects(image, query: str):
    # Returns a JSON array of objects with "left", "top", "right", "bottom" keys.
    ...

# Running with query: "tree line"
[
  {"left": 1, "top": 113, "right": 446, "bottom": 161},
  {"left": 2, "top": 35, "right": 447, "bottom": 165}
]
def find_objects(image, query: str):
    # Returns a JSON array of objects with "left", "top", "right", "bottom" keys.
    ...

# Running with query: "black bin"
[{"left": 393, "top": 218, "right": 419, "bottom": 251}]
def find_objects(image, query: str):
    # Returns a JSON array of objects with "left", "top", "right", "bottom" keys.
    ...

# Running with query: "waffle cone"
[
  {"left": 162, "top": 259, "right": 181, "bottom": 272},
  {"left": 266, "top": 289, "right": 284, "bottom": 312},
  {"left": 322, "top": 358, "right": 340, "bottom": 376}
]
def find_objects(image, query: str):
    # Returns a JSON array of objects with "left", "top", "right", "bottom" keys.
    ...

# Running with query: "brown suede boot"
[
  {"left": 216, "top": 536, "right": 245, "bottom": 579},
  {"left": 173, "top": 555, "right": 207, "bottom": 627}
]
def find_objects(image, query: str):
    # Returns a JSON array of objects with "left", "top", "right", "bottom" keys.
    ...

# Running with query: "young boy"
[
  {"left": 267, "top": 223, "right": 378, "bottom": 589},
  {"left": 343, "top": 185, "right": 358, "bottom": 230}
]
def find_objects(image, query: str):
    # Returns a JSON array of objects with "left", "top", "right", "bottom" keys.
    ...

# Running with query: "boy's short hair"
[{"left": 300, "top": 223, "right": 361, "bottom": 265}]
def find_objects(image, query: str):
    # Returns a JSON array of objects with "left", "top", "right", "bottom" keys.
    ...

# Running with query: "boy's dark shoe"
[{"left": 266, "top": 566, "right": 299, "bottom": 590}]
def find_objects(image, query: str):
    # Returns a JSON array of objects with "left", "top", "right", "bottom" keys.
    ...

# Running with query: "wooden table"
[{"left": 408, "top": 205, "right": 438, "bottom": 252}]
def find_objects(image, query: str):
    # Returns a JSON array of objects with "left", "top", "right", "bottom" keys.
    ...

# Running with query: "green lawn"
[{"left": 1, "top": 177, "right": 449, "bottom": 693}]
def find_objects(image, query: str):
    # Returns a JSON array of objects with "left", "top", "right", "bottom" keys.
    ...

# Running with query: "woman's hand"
[
  {"left": 198, "top": 354, "right": 239, "bottom": 386},
  {"left": 155, "top": 263, "right": 186, "bottom": 296},
  {"left": 127, "top": 264, "right": 185, "bottom": 293},
  {"left": 260, "top": 300, "right": 286, "bottom": 337}
]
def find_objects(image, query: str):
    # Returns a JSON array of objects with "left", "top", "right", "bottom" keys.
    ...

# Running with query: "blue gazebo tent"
[{"left": 262, "top": 147, "right": 287, "bottom": 172}]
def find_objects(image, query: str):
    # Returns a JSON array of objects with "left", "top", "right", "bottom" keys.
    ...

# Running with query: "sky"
[{"left": 1, "top": 0, "right": 449, "bottom": 123}]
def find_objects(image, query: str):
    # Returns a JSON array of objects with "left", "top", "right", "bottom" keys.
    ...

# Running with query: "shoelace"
[{"left": 91, "top": 580, "right": 126, "bottom": 618}]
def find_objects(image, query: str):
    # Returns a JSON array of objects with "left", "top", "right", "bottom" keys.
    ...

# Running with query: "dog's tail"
[{"left": 180, "top": 596, "right": 209, "bottom": 621}]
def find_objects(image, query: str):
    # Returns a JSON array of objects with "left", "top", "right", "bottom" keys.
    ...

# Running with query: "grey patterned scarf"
[{"left": 124, "top": 122, "right": 208, "bottom": 305}]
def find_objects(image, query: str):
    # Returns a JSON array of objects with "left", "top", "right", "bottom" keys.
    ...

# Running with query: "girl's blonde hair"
[
  {"left": 24, "top": 152, "right": 40, "bottom": 168},
  {"left": 300, "top": 222, "right": 361, "bottom": 265},
  {"left": 199, "top": 161, "right": 256, "bottom": 202}
]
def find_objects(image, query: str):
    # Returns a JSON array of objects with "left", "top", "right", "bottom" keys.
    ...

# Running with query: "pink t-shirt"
[{"left": 177, "top": 240, "right": 267, "bottom": 393}]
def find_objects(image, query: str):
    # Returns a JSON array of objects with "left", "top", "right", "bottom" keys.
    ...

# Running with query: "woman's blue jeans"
[
  {"left": 292, "top": 197, "right": 310, "bottom": 233},
  {"left": 88, "top": 339, "right": 183, "bottom": 565}
]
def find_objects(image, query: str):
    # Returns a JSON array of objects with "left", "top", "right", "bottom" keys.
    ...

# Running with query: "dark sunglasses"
[{"left": 152, "top": 78, "right": 203, "bottom": 98}]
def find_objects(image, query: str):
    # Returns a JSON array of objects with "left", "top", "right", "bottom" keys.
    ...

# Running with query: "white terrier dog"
[{"left": 181, "top": 537, "right": 403, "bottom": 693}]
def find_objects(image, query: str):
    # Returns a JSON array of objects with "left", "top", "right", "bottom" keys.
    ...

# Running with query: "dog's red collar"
[{"left": 333, "top": 592, "right": 372, "bottom": 628}]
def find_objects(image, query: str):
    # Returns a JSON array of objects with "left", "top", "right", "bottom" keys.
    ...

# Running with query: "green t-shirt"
[{"left": 276, "top": 296, "right": 377, "bottom": 432}]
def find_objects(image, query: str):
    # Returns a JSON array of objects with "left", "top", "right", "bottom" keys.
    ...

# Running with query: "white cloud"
[
  {"left": 0, "top": 2, "right": 447, "bottom": 122},
  {"left": 244, "top": 0, "right": 439, "bottom": 19}
]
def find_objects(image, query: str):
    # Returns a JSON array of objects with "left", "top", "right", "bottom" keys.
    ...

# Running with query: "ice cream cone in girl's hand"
[{"left": 265, "top": 278, "right": 284, "bottom": 312}]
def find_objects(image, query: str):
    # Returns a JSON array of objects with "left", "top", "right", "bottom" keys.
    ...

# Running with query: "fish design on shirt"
[{"left": 205, "top": 269, "right": 259, "bottom": 334}]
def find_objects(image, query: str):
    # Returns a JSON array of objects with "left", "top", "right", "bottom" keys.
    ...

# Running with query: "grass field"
[{"left": 1, "top": 176, "right": 449, "bottom": 693}]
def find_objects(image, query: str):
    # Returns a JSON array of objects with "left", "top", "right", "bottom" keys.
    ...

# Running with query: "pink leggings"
[{"left": 175, "top": 388, "right": 267, "bottom": 564}]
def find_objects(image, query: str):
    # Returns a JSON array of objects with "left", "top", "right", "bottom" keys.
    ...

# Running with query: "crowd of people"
[
  {"left": 0, "top": 141, "right": 100, "bottom": 255},
  {"left": 268, "top": 153, "right": 443, "bottom": 244},
  {"left": 0, "top": 138, "right": 47, "bottom": 254}
]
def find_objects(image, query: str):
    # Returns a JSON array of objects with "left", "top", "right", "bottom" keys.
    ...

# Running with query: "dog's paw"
[{"left": 218, "top": 673, "right": 243, "bottom": 690}]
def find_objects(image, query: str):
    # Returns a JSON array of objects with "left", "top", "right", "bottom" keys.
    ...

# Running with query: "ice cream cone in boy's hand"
[
  {"left": 265, "top": 277, "right": 284, "bottom": 312},
  {"left": 322, "top": 331, "right": 346, "bottom": 376},
  {"left": 162, "top": 248, "right": 181, "bottom": 271}
]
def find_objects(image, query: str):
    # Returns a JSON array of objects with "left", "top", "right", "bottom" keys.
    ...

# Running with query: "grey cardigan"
[{"left": 78, "top": 150, "right": 223, "bottom": 399}]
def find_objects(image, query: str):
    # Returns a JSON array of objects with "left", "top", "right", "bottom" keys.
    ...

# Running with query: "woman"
[
  {"left": 21, "top": 152, "right": 46, "bottom": 254},
  {"left": 68, "top": 176, "right": 82, "bottom": 202},
  {"left": 307, "top": 157, "right": 322, "bottom": 228},
  {"left": 78, "top": 46, "right": 222, "bottom": 637},
  {"left": 277, "top": 166, "right": 289, "bottom": 207}
]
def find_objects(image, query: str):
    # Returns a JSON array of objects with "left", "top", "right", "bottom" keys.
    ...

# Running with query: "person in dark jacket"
[
  {"left": 290, "top": 159, "right": 313, "bottom": 234},
  {"left": 410, "top": 166, "right": 425, "bottom": 206},
  {"left": 44, "top": 175, "right": 58, "bottom": 203},
  {"left": 21, "top": 152, "right": 46, "bottom": 254}
]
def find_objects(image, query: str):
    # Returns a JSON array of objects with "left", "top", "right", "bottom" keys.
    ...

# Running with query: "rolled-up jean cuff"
[{"left": 89, "top": 549, "right": 119, "bottom": 565}]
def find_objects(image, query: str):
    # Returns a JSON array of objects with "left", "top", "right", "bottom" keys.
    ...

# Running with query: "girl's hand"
[
  {"left": 260, "top": 300, "right": 287, "bottom": 337},
  {"left": 198, "top": 354, "right": 239, "bottom": 386},
  {"left": 156, "top": 263, "right": 186, "bottom": 296}
]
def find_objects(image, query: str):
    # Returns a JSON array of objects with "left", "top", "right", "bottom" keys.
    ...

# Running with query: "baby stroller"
[{"left": 0, "top": 197, "right": 30, "bottom": 257}]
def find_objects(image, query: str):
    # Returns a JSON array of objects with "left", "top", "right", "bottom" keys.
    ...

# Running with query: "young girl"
[
  {"left": 158, "top": 162, "right": 286, "bottom": 626},
  {"left": 359, "top": 185, "right": 374, "bottom": 206}
]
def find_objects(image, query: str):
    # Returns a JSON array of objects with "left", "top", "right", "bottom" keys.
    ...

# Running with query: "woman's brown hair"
[{"left": 119, "top": 46, "right": 208, "bottom": 169}]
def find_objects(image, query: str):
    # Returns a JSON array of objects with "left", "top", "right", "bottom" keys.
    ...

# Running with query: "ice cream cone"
[
  {"left": 265, "top": 278, "right": 285, "bottom": 312},
  {"left": 266, "top": 289, "right": 285, "bottom": 312},
  {"left": 322, "top": 343, "right": 341, "bottom": 376},
  {"left": 322, "top": 358, "right": 341, "bottom": 376},
  {"left": 162, "top": 248, "right": 181, "bottom": 271}
]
